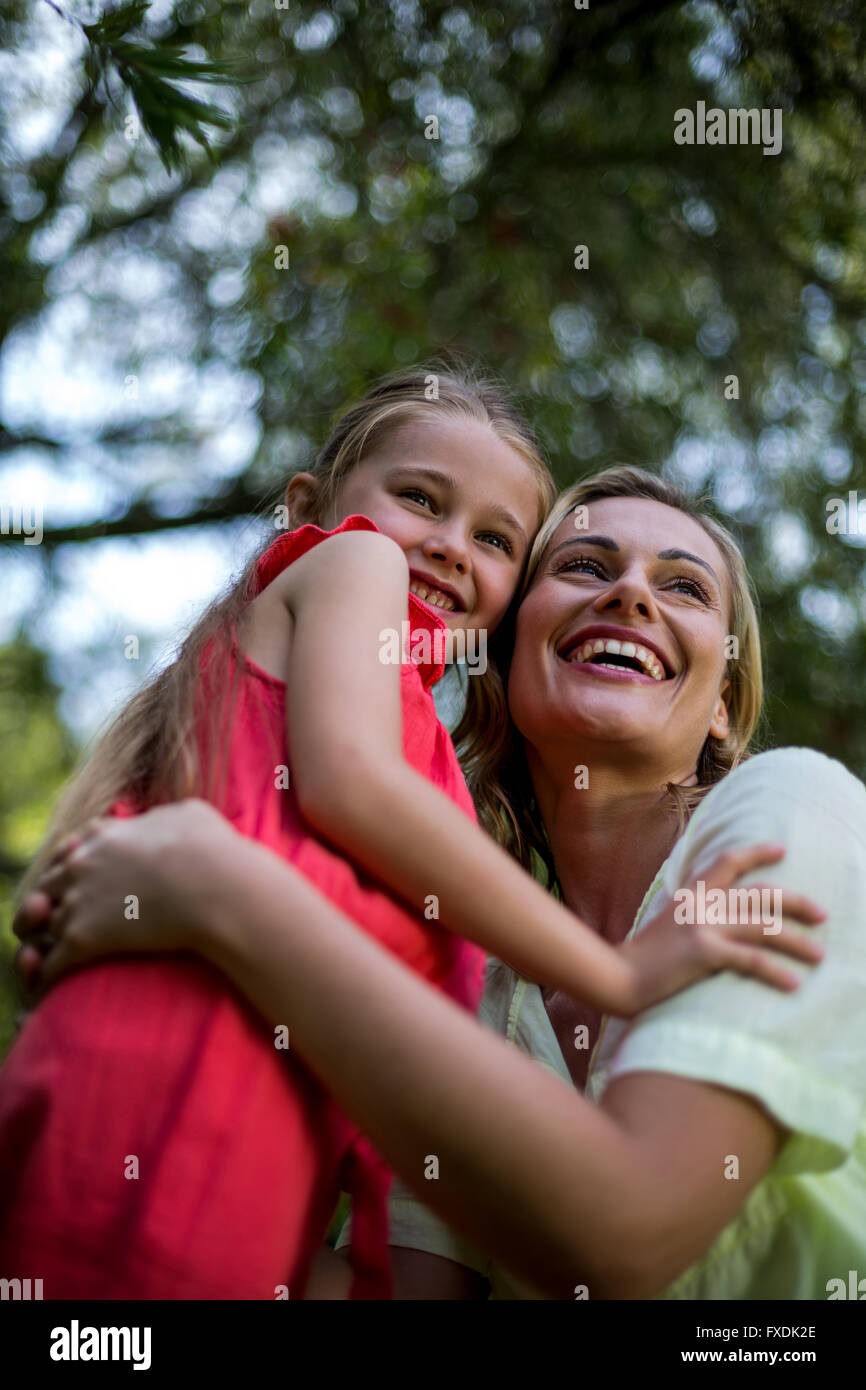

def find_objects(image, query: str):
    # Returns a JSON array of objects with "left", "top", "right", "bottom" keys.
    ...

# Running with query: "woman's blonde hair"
[
  {"left": 21, "top": 358, "right": 555, "bottom": 894},
  {"left": 486, "top": 465, "right": 764, "bottom": 883}
]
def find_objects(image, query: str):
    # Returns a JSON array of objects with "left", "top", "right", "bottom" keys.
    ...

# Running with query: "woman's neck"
[{"left": 528, "top": 748, "right": 686, "bottom": 946}]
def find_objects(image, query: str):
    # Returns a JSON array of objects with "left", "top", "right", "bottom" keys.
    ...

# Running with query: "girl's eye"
[
  {"left": 400, "top": 488, "right": 434, "bottom": 509},
  {"left": 478, "top": 531, "right": 513, "bottom": 555}
]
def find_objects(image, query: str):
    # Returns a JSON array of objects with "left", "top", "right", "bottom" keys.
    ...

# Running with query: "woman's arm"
[
  {"left": 271, "top": 530, "right": 822, "bottom": 1010},
  {"left": 302, "top": 1245, "right": 489, "bottom": 1300},
  {"left": 26, "top": 806, "right": 785, "bottom": 1299},
  {"left": 388, "top": 1249, "right": 490, "bottom": 1300},
  {"left": 200, "top": 829, "right": 784, "bottom": 1299}
]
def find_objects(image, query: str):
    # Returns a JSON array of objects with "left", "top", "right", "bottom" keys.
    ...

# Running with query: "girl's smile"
[{"left": 408, "top": 571, "right": 466, "bottom": 614}]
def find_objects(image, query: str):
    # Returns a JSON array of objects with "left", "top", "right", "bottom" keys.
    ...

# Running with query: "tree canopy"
[{"left": 1, "top": 0, "right": 865, "bottom": 906}]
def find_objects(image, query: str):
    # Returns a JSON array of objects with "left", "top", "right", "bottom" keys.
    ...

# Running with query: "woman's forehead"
[{"left": 548, "top": 495, "right": 725, "bottom": 570}]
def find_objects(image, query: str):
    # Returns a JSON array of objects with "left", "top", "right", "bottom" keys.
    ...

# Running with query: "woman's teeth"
[
  {"left": 410, "top": 580, "right": 457, "bottom": 612},
  {"left": 566, "top": 637, "right": 665, "bottom": 681}
]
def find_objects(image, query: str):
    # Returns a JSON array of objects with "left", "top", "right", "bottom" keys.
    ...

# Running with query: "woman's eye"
[
  {"left": 669, "top": 576, "right": 711, "bottom": 602},
  {"left": 478, "top": 531, "right": 513, "bottom": 555},
  {"left": 555, "top": 555, "right": 606, "bottom": 578}
]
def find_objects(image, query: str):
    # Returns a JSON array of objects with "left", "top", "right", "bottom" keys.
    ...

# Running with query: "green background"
[{"left": 2, "top": 0, "right": 866, "bottom": 1053}]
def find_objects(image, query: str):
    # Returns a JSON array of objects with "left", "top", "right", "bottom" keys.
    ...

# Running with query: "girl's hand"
[
  {"left": 13, "top": 800, "right": 236, "bottom": 997},
  {"left": 618, "top": 844, "right": 827, "bottom": 1014}
]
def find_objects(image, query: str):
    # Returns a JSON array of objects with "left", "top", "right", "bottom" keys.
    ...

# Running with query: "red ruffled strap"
[
  {"left": 251, "top": 515, "right": 450, "bottom": 689},
  {"left": 250, "top": 514, "right": 380, "bottom": 596}
]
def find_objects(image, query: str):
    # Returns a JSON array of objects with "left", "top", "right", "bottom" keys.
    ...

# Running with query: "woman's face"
[{"left": 508, "top": 496, "right": 732, "bottom": 781}]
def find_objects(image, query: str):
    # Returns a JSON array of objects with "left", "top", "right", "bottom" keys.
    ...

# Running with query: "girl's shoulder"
[{"left": 252, "top": 514, "right": 389, "bottom": 595}]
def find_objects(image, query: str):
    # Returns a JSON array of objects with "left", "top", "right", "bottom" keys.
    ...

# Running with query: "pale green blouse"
[{"left": 338, "top": 748, "right": 866, "bottom": 1299}]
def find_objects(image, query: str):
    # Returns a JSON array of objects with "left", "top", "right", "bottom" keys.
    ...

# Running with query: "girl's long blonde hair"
[
  {"left": 480, "top": 465, "right": 765, "bottom": 884},
  {"left": 21, "top": 358, "right": 554, "bottom": 894}
]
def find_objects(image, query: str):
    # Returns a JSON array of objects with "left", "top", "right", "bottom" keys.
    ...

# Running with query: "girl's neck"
[{"left": 528, "top": 747, "right": 688, "bottom": 946}]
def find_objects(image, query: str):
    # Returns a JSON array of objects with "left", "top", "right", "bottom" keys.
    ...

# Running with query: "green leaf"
[{"left": 81, "top": 0, "right": 149, "bottom": 44}]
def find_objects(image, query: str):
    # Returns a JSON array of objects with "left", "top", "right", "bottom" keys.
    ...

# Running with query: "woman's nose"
[{"left": 592, "top": 570, "right": 655, "bottom": 619}]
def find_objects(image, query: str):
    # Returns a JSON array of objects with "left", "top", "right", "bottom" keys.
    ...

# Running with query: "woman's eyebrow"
[
  {"left": 549, "top": 536, "right": 720, "bottom": 584},
  {"left": 548, "top": 533, "right": 619, "bottom": 557},
  {"left": 386, "top": 465, "right": 528, "bottom": 545},
  {"left": 657, "top": 547, "right": 720, "bottom": 585}
]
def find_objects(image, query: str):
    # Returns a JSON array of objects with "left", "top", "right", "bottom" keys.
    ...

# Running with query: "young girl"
[{"left": 2, "top": 364, "right": 821, "bottom": 1301}]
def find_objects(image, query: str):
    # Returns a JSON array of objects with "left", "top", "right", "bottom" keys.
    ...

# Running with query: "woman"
[{"left": 13, "top": 468, "right": 866, "bottom": 1299}]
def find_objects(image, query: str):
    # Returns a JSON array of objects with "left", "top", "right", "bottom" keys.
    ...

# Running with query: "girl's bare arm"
[{"left": 274, "top": 530, "right": 823, "bottom": 1012}]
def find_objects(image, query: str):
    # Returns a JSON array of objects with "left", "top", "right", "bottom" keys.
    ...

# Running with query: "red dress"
[{"left": 0, "top": 516, "right": 486, "bottom": 1299}]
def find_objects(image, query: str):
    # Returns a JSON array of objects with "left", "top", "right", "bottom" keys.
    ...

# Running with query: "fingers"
[
  {"left": 705, "top": 939, "right": 801, "bottom": 993},
  {"left": 37, "top": 938, "right": 85, "bottom": 992},
  {"left": 13, "top": 941, "right": 44, "bottom": 992},
  {"left": 11, "top": 939, "right": 57, "bottom": 1009},
  {"left": 12, "top": 890, "right": 54, "bottom": 940},
  {"left": 753, "top": 884, "right": 826, "bottom": 927},
  {"left": 37, "top": 857, "right": 80, "bottom": 903},
  {"left": 13, "top": 827, "right": 98, "bottom": 941},
  {"left": 49, "top": 832, "right": 85, "bottom": 867},
  {"left": 730, "top": 922, "right": 824, "bottom": 962},
  {"left": 697, "top": 845, "right": 826, "bottom": 923},
  {"left": 707, "top": 920, "right": 823, "bottom": 964},
  {"left": 700, "top": 844, "right": 786, "bottom": 888}
]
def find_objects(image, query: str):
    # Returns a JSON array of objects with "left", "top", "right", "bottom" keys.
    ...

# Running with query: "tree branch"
[{"left": 0, "top": 473, "right": 273, "bottom": 548}]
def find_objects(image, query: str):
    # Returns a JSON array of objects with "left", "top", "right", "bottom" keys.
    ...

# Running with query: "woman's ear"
[
  {"left": 284, "top": 472, "right": 321, "bottom": 526},
  {"left": 709, "top": 678, "right": 731, "bottom": 740}
]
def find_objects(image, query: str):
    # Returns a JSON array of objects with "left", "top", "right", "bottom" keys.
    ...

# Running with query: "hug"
[{"left": 3, "top": 361, "right": 865, "bottom": 1300}]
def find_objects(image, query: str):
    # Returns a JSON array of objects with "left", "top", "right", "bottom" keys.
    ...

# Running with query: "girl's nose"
[{"left": 422, "top": 529, "right": 469, "bottom": 575}]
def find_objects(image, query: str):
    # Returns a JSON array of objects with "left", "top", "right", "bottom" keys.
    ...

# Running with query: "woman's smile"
[{"left": 557, "top": 624, "right": 672, "bottom": 682}]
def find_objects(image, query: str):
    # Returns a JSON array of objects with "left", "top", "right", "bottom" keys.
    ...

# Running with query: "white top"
[{"left": 337, "top": 748, "right": 866, "bottom": 1299}]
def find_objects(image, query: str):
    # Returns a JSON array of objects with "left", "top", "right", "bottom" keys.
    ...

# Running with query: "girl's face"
[
  {"left": 508, "top": 496, "right": 733, "bottom": 780},
  {"left": 314, "top": 416, "right": 542, "bottom": 638}
]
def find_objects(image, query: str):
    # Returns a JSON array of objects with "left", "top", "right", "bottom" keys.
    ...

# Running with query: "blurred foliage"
[
  {"left": 77, "top": 0, "right": 239, "bottom": 171},
  {"left": 0, "top": 638, "right": 78, "bottom": 1054},
  {"left": 1, "top": 0, "right": 866, "bottom": 934}
]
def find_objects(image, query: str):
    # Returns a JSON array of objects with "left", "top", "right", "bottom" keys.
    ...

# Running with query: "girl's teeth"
[{"left": 410, "top": 581, "right": 455, "bottom": 612}]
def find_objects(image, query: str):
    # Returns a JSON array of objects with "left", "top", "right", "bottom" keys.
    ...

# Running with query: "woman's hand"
[
  {"left": 13, "top": 800, "right": 237, "bottom": 998},
  {"left": 618, "top": 844, "right": 827, "bottom": 1013}
]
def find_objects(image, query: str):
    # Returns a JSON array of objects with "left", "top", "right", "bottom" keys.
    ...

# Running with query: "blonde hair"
[
  {"left": 21, "top": 358, "right": 554, "bottom": 894},
  {"left": 489, "top": 465, "right": 764, "bottom": 883}
]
